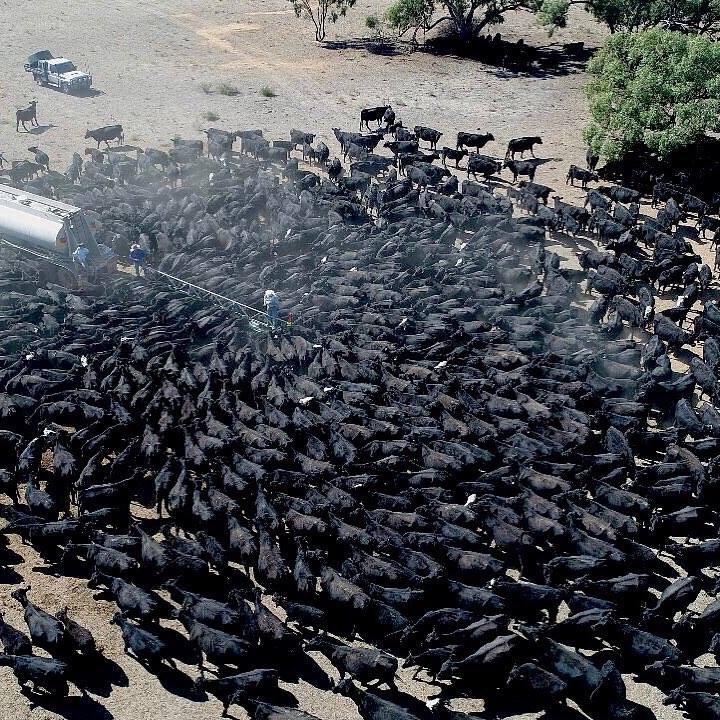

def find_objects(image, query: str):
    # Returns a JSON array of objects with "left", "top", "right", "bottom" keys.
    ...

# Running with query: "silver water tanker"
[{"left": 0, "top": 183, "right": 113, "bottom": 267}]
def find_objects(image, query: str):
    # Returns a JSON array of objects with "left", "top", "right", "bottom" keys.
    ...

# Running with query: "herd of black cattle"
[{"left": 3, "top": 105, "right": 720, "bottom": 720}]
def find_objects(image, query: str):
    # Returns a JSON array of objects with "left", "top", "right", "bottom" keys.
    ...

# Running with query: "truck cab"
[{"left": 25, "top": 51, "right": 92, "bottom": 94}]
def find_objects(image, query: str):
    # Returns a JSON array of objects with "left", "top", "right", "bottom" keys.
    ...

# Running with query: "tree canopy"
[
  {"left": 584, "top": 28, "right": 720, "bottom": 160},
  {"left": 383, "top": 0, "right": 720, "bottom": 42},
  {"left": 384, "top": 0, "right": 563, "bottom": 43},
  {"left": 287, "top": 0, "right": 357, "bottom": 41},
  {"left": 586, "top": 0, "right": 720, "bottom": 34}
]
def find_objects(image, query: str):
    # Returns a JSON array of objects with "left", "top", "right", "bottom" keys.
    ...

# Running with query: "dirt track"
[{"left": 0, "top": 2, "right": 692, "bottom": 719}]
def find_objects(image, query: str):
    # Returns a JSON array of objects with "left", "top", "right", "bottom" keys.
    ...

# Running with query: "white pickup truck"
[{"left": 25, "top": 50, "right": 92, "bottom": 94}]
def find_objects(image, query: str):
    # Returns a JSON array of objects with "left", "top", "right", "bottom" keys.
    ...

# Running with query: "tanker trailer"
[{"left": 0, "top": 183, "right": 115, "bottom": 282}]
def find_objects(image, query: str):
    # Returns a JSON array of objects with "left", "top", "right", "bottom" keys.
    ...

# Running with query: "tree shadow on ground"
[
  {"left": 322, "top": 38, "right": 404, "bottom": 57},
  {"left": 422, "top": 35, "right": 596, "bottom": 78},
  {"left": 322, "top": 33, "right": 594, "bottom": 77}
]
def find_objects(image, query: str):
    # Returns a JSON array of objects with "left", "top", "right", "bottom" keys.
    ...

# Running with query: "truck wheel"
[{"left": 62, "top": 84, "right": 71, "bottom": 94}]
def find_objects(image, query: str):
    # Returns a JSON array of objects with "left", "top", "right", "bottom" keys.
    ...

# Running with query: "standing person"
[
  {"left": 129, "top": 243, "right": 148, "bottom": 277},
  {"left": 72, "top": 242, "right": 90, "bottom": 270},
  {"left": 418, "top": 188, "right": 430, "bottom": 216},
  {"left": 264, "top": 289, "right": 280, "bottom": 329}
]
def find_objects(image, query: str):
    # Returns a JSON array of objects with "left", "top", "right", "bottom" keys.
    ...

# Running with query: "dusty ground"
[{"left": 0, "top": 2, "right": 694, "bottom": 719}]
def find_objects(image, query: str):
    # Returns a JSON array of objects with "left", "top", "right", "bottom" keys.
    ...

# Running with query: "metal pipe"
[{"left": 150, "top": 267, "right": 272, "bottom": 324}]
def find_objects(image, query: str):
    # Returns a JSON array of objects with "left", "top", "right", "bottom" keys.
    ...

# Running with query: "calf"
[
  {"left": 406, "top": 165, "right": 430, "bottom": 188},
  {"left": 353, "top": 134, "right": 384, "bottom": 152},
  {"left": 567, "top": 164, "right": 597, "bottom": 189},
  {"left": 28, "top": 146, "right": 49, "bottom": 171},
  {"left": 204, "top": 128, "right": 237, "bottom": 154},
  {"left": 394, "top": 127, "right": 415, "bottom": 142},
  {"left": 506, "top": 136, "right": 542, "bottom": 159},
  {"left": 344, "top": 142, "right": 368, "bottom": 162},
  {"left": 457, "top": 132, "right": 494, "bottom": 153},
  {"left": 414, "top": 126, "right": 443, "bottom": 150},
  {"left": 441, "top": 147, "right": 468, "bottom": 168},
  {"left": 594, "top": 219, "right": 626, "bottom": 244}
]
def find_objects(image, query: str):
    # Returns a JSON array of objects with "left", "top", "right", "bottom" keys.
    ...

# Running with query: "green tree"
[
  {"left": 585, "top": 28, "right": 720, "bottom": 160},
  {"left": 287, "top": 0, "right": 357, "bottom": 41},
  {"left": 586, "top": 0, "right": 720, "bottom": 34},
  {"left": 384, "top": 0, "right": 575, "bottom": 44}
]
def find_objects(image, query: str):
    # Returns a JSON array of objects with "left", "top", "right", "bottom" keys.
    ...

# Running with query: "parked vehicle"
[{"left": 25, "top": 51, "right": 92, "bottom": 93}]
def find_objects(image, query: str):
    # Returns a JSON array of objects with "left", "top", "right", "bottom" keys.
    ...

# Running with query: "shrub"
[
  {"left": 217, "top": 82, "right": 240, "bottom": 96},
  {"left": 585, "top": 28, "right": 720, "bottom": 160}
]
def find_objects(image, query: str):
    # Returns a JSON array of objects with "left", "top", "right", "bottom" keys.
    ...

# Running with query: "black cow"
[
  {"left": 586, "top": 148, "right": 599, "bottom": 171},
  {"left": 16, "top": 101, "right": 38, "bottom": 132},
  {"left": 600, "top": 184, "right": 641, "bottom": 204},
  {"left": 518, "top": 181, "right": 553, "bottom": 205},
  {"left": 505, "top": 159, "right": 543, "bottom": 183},
  {"left": 506, "top": 136, "right": 542, "bottom": 159},
  {"left": 203, "top": 128, "right": 237, "bottom": 155},
  {"left": 567, "top": 165, "right": 597, "bottom": 189},
  {"left": 468, "top": 155, "right": 502, "bottom": 180},
  {"left": 171, "top": 138, "right": 203, "bottom": 159},
  {"left": 553, "top": 196, "right": 590, "bottom": 231},
  {"left": 441, "top": 147, "right": 468, "bottom": 168},
  {"left": 700, "top": 215, "right": 720, "bottom": 239},
  {"left": 290, "top": 129, "right": 315, "bottom": 148},
  {"left": 85, "top": 125, "right": 124, "bottom": 148},
  {"left": 652, "top": 182, "right": 682, "bottom": 207},
  {"left": 457, "top": 132, "right": 495, "bottom": 153},
  {"left": 414, "top": 126, "right": 443, "bottom": 150},
  {"left": 683, "top": 193, "right": 708, "bottom": 218},
  {"left": 384, "top": 140, "right": 419, "bottom": 157},
  {"left": 360, "top": 106, "right": 391, "bottom": 131}
]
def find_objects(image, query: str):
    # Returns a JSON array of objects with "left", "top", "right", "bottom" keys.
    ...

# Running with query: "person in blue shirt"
[
  {"left": 72, "top": 243, "right": 90, "bottom": 269},
  {"left": 129, "top": 243, "right": 148, "bottom": 277}
]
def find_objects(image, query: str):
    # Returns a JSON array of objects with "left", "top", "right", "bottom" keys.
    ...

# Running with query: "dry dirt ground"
[{"left": 0, "top": 2, "right": 695, "bottom": 719}]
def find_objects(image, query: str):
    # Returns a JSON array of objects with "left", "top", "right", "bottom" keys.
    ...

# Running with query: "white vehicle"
[{"left": 25, "top": 51, "right": 92, "bottom": 94}]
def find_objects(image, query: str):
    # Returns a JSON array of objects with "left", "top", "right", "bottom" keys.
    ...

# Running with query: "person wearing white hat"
[
  {"left": 264, "top": 289, "right": 280, "bottom": 329},
  {"left": 129, "top": 243, "right": 148, "bottom": 277}
]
